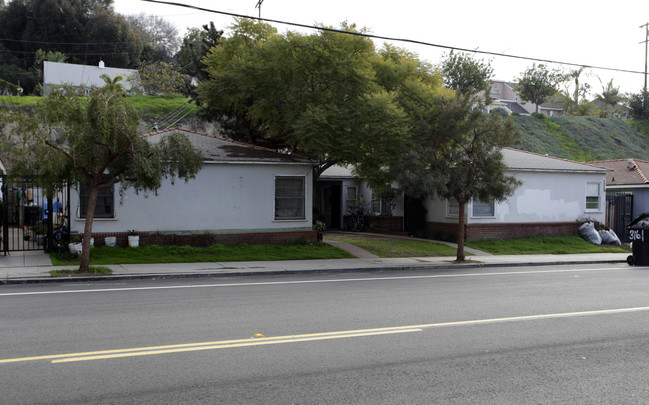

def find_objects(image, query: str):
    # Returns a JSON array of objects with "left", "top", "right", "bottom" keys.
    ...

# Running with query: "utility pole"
[
  {"left": 641, "top": 23, "right": 649, "bottom": 92},
  {"left": 255, "top": 0, "right": 264, "bottom": 18}
]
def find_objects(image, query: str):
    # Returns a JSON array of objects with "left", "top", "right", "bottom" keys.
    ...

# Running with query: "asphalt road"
[{"left": 2, "top": 263, "right": 649, "bottom": 404}]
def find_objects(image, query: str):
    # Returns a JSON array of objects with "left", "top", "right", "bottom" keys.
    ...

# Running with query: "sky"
[{"left": 112, "top": 0, "right": 649, "bottom": 97}]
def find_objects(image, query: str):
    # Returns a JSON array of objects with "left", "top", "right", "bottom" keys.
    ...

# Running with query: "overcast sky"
[{"left": 113, "top": 0, "right": 649, "bottom": 96}]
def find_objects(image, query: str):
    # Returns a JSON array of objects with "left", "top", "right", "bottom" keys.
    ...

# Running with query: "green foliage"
[
  {"left": 516, "top": 64, "right": 563, "bottom": 113},
  {"left": 596, "top": 78, "right": 623, "bottom": 114},
  {"left": 467, "top": 235, "right": 627, "bottom": 255},
  {"left": 2, "top": 86, "right": 203, "bottom": 271},
  {"left": 125, "top": 96, "right": 194, "bottom": 118},
  {"left": 628, "top": 91, "right": 649, "bottom": 120},
  {"left": 440, "top": 51, "right": 494, "bottom": 97},
  {"left": 131, "top": 61, "right": 188, "bottom": 96},
  {"left": 325, "top": 235, "right": 459, "bottom": 258},
  {"left": 175, "top": 22, "right": 223, "bottom": 80},
  {"left": 198, "top": 20, "right": 412, "bottom": 177},
  {"left": 0, "top": 0, "right": 143, "bottom": 75},
  {"left": 531, "top": 112, "right": 546, "bottom": 119},
  {"left": 50, "top": 243, "right": 354, "bottom": 265},
  {"left": 51, "top": 266, "right": 113, "bottom": 277},
  {"left": 513, "top": 115, "right": 649, "bottom": 161},
  {"left": 0, "top": 64, "right": 36, "bottom": 94}
]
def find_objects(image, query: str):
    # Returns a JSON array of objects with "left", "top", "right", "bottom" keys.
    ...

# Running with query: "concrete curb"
[{"left": 0, "top": 258, "right": 628, "bottom": 285}]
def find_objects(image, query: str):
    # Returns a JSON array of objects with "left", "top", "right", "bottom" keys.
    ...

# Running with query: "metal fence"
[
  {"left": 1, "top": 175, "right": 70, "bottom": 254},
  {"left": 606, "top": 193, "right": 633, "bottom": 242}
]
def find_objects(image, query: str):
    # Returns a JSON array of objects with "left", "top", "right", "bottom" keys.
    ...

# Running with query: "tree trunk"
[
  {"left": 456, "top": 200, "right": 466, "bottom": 262},
  {"left": 79, "top": 184, "right": 99, "bottom": 272}
]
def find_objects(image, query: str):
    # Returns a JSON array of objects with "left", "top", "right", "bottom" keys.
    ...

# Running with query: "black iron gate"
[
  {"left": 1, "top": 175, "right": 70, "bottom": 254},
  {"left": 606, "top": 193, "right": 633, "bottom": 242}
]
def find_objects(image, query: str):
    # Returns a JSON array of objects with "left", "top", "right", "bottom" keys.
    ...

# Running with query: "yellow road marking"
[{"left": 3, "top": 305, "right": 649, "bottom": 365}]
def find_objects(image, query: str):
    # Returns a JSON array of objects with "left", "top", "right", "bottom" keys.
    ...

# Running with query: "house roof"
[
  {"left": 503, "top": 148, "right": 608, "bottom": 173},
  {"left": 587, "top": 158, "right": 649, "bottom": 187},
  {"left": 143, "top": 128, "right": 313, "bottom": 165},
  {"left": 319, "top": 165, "right": 356, "bottom": 179},
  {"left": 43, "top": 61, "right": 138, "bottom": 90}
]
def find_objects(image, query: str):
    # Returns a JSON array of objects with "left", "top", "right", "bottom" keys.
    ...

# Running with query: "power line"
[
  {"left": 140, "top": 0, "right": 646, "bottom": 76},
  {"left": 0, "top": 38, "right": 135, "bottom": 46}
]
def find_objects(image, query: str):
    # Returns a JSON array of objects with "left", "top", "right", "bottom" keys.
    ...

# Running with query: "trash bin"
[{"left": 627, "top": 213, "right": 649, "bottom": 266}]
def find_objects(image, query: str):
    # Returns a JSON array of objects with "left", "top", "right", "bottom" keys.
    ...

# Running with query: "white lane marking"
[{"left": 0, "top": 266, "right": 628, "bottom": 297}]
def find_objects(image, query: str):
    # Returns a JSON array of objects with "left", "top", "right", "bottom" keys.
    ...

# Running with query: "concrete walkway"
[{"left": 0, "top": 242, "right": 630, "bottom": 284}]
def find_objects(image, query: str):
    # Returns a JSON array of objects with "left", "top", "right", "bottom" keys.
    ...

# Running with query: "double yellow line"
[
  {"left": 0, "top": 327, "right": 422, "bottom": 364},
  {"left": 3, "top": 305, "right": 649, "bottom": 364}
]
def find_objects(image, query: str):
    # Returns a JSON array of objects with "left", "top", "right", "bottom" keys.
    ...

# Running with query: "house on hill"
[
  {"left": 43, "top": 61, "right": 138, "bottom": 95},
  {"left": 488, "top": 80, "right": 565, "bottom": 117},
  {"left": 68, "top": 128, "right": 316, "bottom": 245}
]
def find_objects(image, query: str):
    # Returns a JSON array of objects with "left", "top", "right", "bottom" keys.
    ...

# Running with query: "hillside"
[
  {"left": 4, "top": 95, "right": 649, "bottom": 161},
  {"left": 513, "top": 115, "right": 649, "bottom": 161}
]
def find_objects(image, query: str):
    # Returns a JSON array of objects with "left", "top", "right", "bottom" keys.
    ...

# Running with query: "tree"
[
  {"left": 2, "top": 86, "right": 203, "bottom": 272},
  {"left": 99, "top": 73, "right": 124, "bottom": 92},
  {"left": 516, "top": 64, "right": 563, "bottom": 113},
  {"left": 596, "top": 78, "right": 622, "bottom": 115},
  {"left": 126, "top": 13, "right": 180, "bottom": 62},
  {"left": 560, "top": 67, "right": 596, "bottom": 116},
  {"left": 0, "top": 0, "right": 143, "bottom": 73},
  {"left": 197, "top": 20, "right": 410, "bottom": 178},
  {"left": 131, "top": 61, "right": 188, "bottom": 96},
  {"left": 360, "top": 53, "right": 520, "bottom": 261},
  {"left": 628, "top": 90, "right": 649, "bottom": 120},
  {"left": 175, "top": 22, "right": 224, "bottom": 80},
  {"left": 441, "top": 51, "right": 494, "bottom": 98}
]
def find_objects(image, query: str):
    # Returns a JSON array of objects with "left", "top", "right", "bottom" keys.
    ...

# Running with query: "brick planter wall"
[
  {"left": 426, "top": 221, "right": 579, "bottom": 242},
  {"left": 75, "top": 230, "right": 317, "bottom": 247}
]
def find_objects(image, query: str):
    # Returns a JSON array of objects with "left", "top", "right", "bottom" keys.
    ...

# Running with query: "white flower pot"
[
  {"left": 105, "top": 236, "right": 117, "bottom": 247},
  {"left": 128, "top": 235, "right": 140, "bottom": 248}
]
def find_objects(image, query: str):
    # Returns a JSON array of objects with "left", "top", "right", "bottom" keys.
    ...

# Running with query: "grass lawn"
[
  {"left": 50, "top": 243, "right": 354, "bottom": 266},
  {"left": 325, "top": 234, "right": 458, "bottom": 258},
  {"left": 466, "top": 235, "right": 628, "bottom": 255}
]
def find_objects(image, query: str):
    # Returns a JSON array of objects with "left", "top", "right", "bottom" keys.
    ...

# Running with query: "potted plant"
[
  {"left": 313, "top": 220, "right": 326, "bottom": 242},
  {"left": 127, "top": 230, "right": 139, "bottom": 247}
]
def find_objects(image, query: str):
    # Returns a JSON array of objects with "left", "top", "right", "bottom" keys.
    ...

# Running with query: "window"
[
  {"left": 275, "top": 176, "right": 305, "bottom": 220},
  {"left": 447, "top": 199, "right": 459, "bottom": 216},
  {"left": 371, "top": 192, "right": 395, "bottom": 216},
  {"left": 472, "top": 199, "right": 495, "bottom": 217},
  {"left": 346, "top": 186, "right": 358, "bottom": 209},
  {"left": 586, "top": 182, "right": 601, "bottom": 210},
  {"left": 79, "top": 183, "right": 114, "bottom": 218}
]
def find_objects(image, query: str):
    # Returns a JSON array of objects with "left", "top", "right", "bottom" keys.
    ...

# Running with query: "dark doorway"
[
  {"left": 315, "top": 182, "right": 342, "bottom": 230},
  {"left": 404, "top": 195, "right": 427, "bottom": 234}
]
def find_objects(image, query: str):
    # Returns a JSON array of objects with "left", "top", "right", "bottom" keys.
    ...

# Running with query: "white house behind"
[{"left": 43, "top": 61, "right": 138, "bottom": 95}]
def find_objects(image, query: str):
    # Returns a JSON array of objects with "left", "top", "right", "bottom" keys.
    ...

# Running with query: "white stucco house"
[
  {"left": 320, "top": 148, "right": 609, "bottom": 241},
  {"left": 425, "top": 148, "right": 608, "bottom": 240},
  {"left": 43, "top": 60, "right": 138, "bottom": 95},
  {"left": 69, "top": 128, "right": 316, "bottom": 245}
]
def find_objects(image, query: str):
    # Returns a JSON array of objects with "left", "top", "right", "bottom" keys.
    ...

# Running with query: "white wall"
[
  {"left": 425, "top": 170, "right": 606, "bottom": 224},
  {"left": 70, "top": 163, "right": 313, "bottom": 234}
]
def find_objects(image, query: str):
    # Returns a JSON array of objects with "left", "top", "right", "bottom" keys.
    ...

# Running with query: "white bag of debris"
[
  {"left": 579, "top": 222, "right": 601, "bottom": 245},
  {"left": 599, "top": 229, "right": 621, "bottom": 246}
]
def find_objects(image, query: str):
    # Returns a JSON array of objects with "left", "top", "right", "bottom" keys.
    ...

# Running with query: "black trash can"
[{"left": 627, "top": 213, "right": 649, "bottom": 266}]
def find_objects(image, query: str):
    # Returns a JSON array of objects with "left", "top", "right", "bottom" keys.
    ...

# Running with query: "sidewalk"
[{"left": 0, "top": 247, "right": 630, "bottom": 284}]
